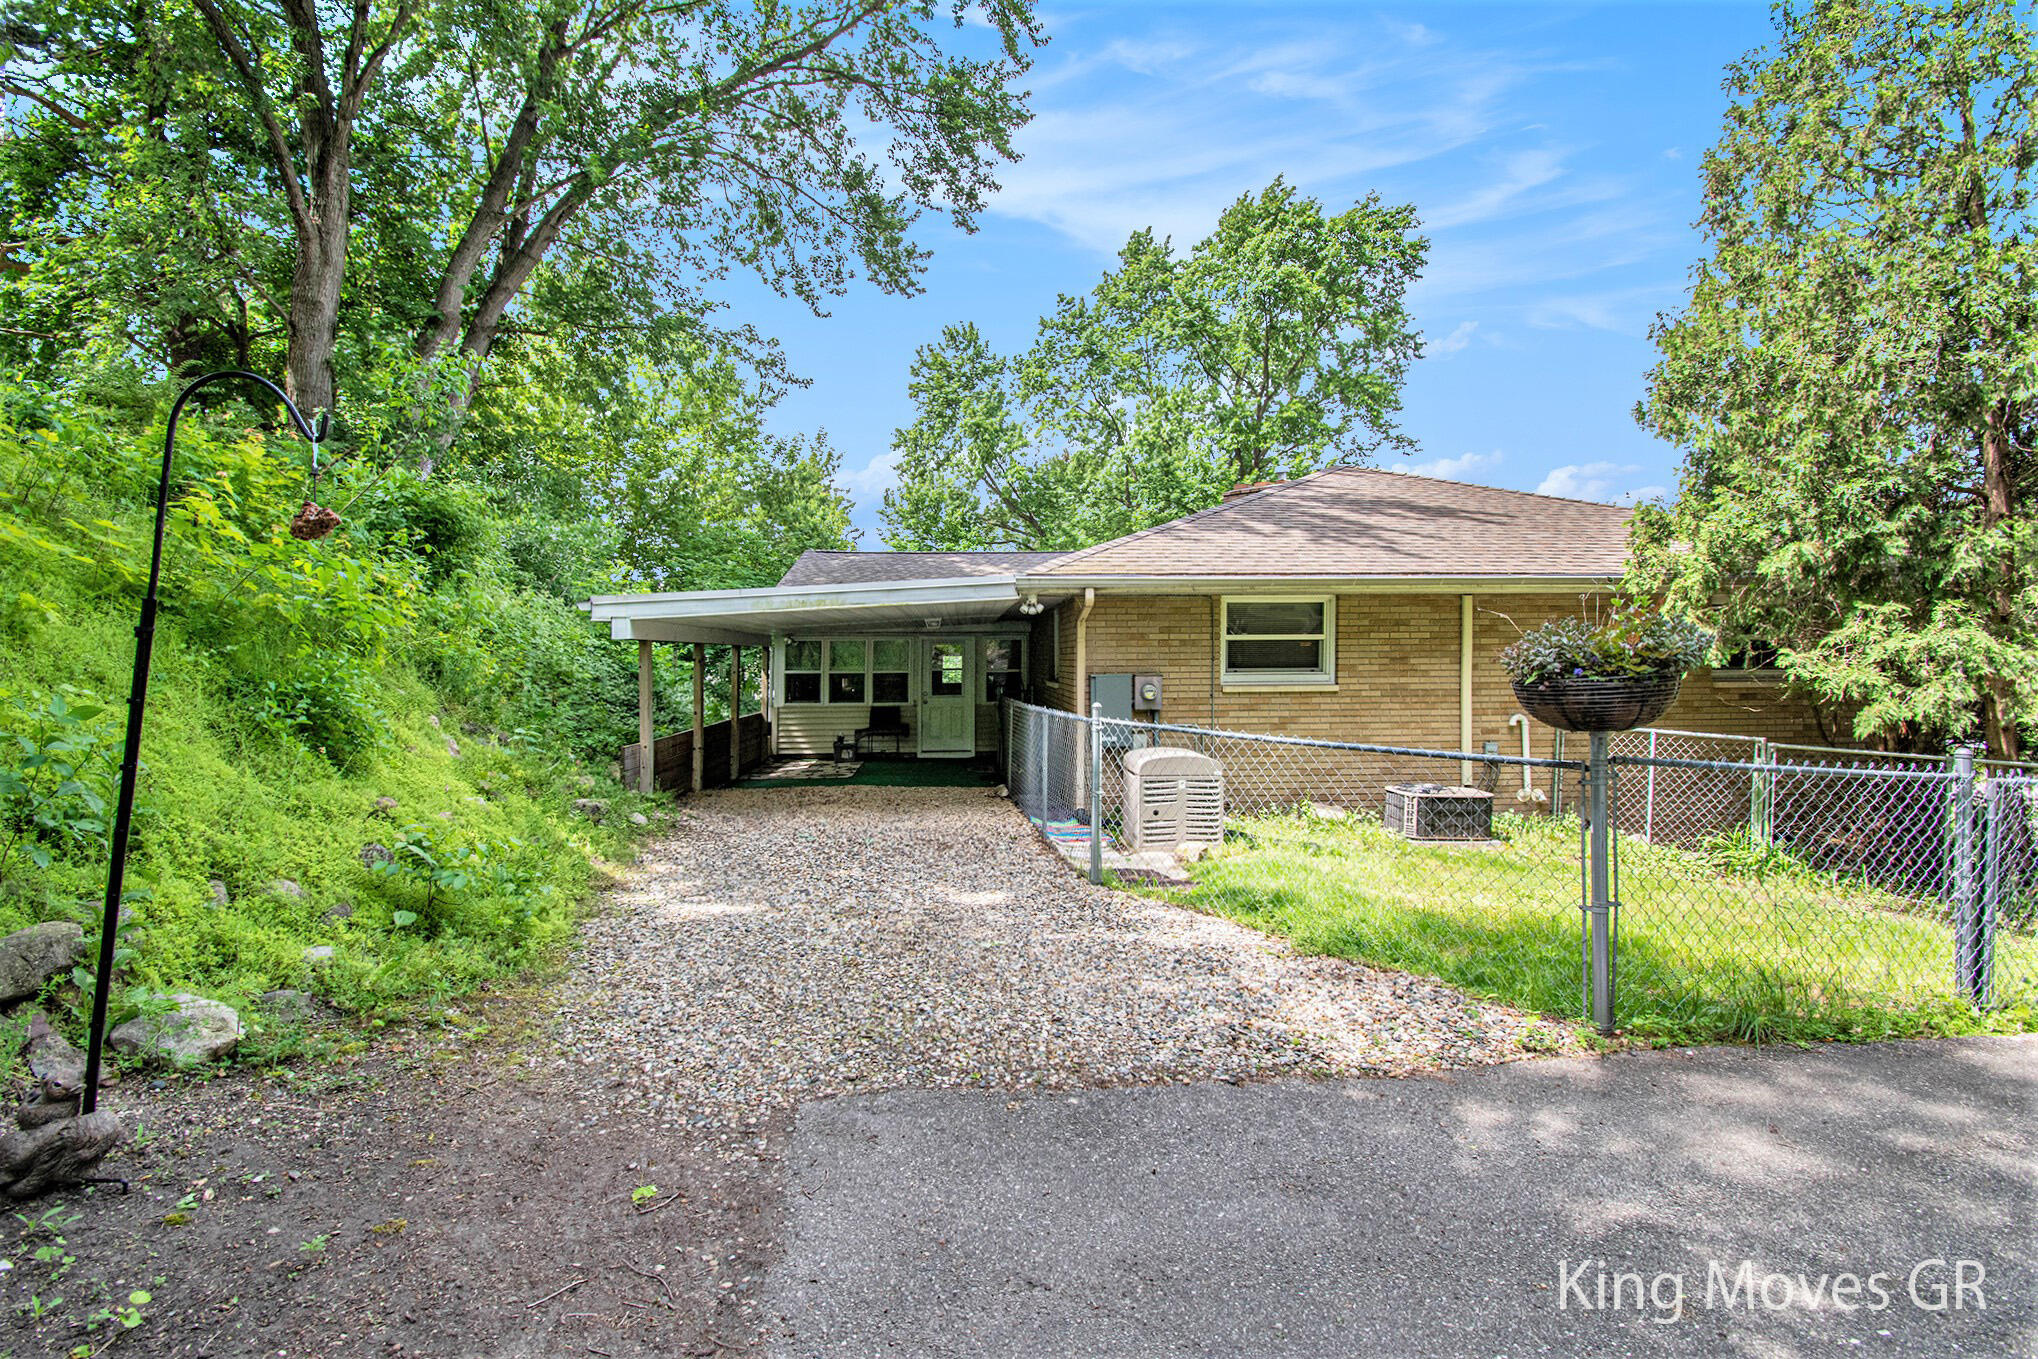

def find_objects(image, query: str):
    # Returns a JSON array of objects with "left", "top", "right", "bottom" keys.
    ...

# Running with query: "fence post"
[
  {"left": 1033, "top": 707, "right": 1048, "bottom": 827},
  {"left": 1088, "top": 702, "right": 1105, "bottom": 885},
  {"left": 1751, "top": 737, "right": 1772, "bottom": 848},
  {"left": 1951, "top": 745, "right": 1985, "bottom": 1004},
  {"left": 1643, "top": 729, "right": 1658, "bottom": 842},
  {"left": 1586, "top": 730, "right": 1617, "bottom": 1034},
  {"left": 1976, "top": 776, "right": 2005, "bottom": 1009}
]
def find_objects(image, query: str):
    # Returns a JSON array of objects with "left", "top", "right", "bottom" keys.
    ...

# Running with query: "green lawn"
[{"left": 1136, "top": 809, "right": 2037, "bottom": 1044}]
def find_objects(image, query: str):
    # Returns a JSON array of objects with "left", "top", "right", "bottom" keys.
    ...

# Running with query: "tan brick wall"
[
  {"left": 1030, "top": 597, "right": 1082, "bottom": 712},
  {"left": 1054, "top": 589, "right": 1832, "bottom": 757}
]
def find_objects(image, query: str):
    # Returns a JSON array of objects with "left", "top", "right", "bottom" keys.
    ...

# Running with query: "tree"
[
  {"left": 1631, "top": 0, "right": 2035, "bottom": 757},
  {"left": 882, "top": 178, "right": 1427, "bottom": 549},
  {"left": 3, "top": 0, "right": 1042, "bottom": 421}
]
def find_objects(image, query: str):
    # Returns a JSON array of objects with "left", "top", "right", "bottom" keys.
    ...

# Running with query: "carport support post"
[
  {"left": 730, "top": 646, "right": 743, "bottom": 782},
  {"left": 636, "top": 640, "right": 656, "bottom": 795},
  {"left": 691, "top": 643, "right": 706, "bottom": 795},
  {"left": 1952, "top": 745, "right": 1986, "bottom": 1003},
  {"left": 1586, "top": 730, "right": 1616, "bottom": 1034},
  {"left": 1088, "top": 702, "right": 1104, "bottom": 884}
]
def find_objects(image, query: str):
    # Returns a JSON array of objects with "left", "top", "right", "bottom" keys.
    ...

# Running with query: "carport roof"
[{"left": 584, "top": 575, "right": 1062, "bottom": 644}]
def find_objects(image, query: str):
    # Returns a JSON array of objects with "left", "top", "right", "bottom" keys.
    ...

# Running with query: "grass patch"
[{"left": 1142, "top": 808, "right": 2037, "bottom": 1045}]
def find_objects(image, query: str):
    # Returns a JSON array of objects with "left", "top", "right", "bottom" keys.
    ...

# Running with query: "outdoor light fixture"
[
  {"left": 80, "top": 371, "right": 331, "bottom": 1119},
  {"left": 923, "top": 617, "right": 943, "bottom": 629},
  {"left": 1018, "top": 594, "right": 1044, "bottom": 616}
]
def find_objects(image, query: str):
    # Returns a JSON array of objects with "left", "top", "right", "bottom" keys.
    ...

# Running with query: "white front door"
[{"left": 917, "top": 640, "right": 973, "bottom": 757}]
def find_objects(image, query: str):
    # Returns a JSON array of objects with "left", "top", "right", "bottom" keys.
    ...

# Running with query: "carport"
[{"left": 584, "top": 575, "right": 1072, "bottom": 793}]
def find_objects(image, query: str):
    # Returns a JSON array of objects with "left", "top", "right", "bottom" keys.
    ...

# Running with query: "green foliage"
[
  {"left": 1499, "top": 611, "right": 1713, "bottom": 685},
  {"left": 1632, "top": 0, "right": 2036, "bottom": 757},
  {"left": 883, "top": 178, "right": 1428, "bottom": 549},
  {"left": 370, "top": 824, "right": 550, "bottom": 929},
  {"left": 0, "top": 689, "right": 117, "bottom": 888}
]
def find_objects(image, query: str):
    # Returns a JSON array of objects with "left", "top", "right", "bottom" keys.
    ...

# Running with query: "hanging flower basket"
[
  {"left": 1510, "top": 673, "right": 1683, "bottom": 733},
  {"left": 1499, "top": 610, "right": 1711, "bottom": 733}
]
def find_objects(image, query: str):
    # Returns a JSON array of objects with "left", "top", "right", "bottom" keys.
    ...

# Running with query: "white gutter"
[
  {"left": 586, "top": 574, "right": 1027, "bottom": 621},
  {"left": 1018, "top": 574, "right": 1620, "bottom": 593}
]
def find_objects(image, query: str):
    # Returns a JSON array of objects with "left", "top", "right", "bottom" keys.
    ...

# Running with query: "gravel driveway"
[{"left": 559, "top": 785, "right": 1579, "bottom": 1126}]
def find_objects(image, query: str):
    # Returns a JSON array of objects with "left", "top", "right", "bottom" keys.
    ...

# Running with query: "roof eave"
[{"left": 1015, "top": 572, "right": 1626, "bottom": 592}]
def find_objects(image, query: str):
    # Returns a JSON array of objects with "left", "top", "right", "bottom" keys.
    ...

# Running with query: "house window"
[
  {"left": 871, "top": 639, "right": 911, "bottom": 704},
  {"left": 983, "top": 639, "right": 1023, "bottom": 703},
  {"left": 783, "top": 640, "right": 823, "bottom": 704},
  {"left": 1221, "top": 597, "right": 1335, "bottom": 684},
  {"left": 827, "top": 640, "right": 867, "bottom": 703}
]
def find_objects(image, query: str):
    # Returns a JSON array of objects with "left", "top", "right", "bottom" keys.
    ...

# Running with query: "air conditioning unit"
[
  {"left": 1383, "top": 783, "right": 1495, "bottom": 842},
  {"left": 1123, "top": 746, "right": 1224, "bottom": 850}
]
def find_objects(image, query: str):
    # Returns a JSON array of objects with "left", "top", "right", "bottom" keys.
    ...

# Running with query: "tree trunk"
[{"left": 284, "top": 127, "right": 351, "bottom": 413}]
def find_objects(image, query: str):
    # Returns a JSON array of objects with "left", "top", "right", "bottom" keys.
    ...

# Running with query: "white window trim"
[
  {"left": 1220, "top": 595, "right": 1337, "bottom": 687},
  {"left": 779, "top": 637, "right": 919, "bottom": 705}
]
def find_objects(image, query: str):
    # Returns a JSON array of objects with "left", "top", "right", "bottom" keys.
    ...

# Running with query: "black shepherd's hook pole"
[{"left": 79, "top": 370, "right": 329, "bottom": 1115}]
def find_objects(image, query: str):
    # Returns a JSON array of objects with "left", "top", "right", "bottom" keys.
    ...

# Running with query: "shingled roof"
[
  {"left": 779, "top": 549, "right": 1068, "bottom": 587},
  {"left": 1026, "top": 468, "right": 1633, "bottom": 580}
]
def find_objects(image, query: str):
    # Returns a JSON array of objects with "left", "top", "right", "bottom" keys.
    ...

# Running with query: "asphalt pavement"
[{"left": 763, "top": 1036, "right": 2035, "bottom": 1358}]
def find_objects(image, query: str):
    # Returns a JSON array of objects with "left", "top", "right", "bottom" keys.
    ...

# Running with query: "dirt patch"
[{"left": 1, "top": 997, "right": 785, "bottom": 1358}]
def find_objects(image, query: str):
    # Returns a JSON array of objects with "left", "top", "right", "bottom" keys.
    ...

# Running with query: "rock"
[
  {"left": 371, "top": 796, "right": 399, "bottom": 817},
  {"left": 445, "top": 737, "right": 460, "bottom": 758},
  {"left": 268, "top": 878, "right": 306, "bottom": 901},
  {"left": 0, "top": 922, "right": 84, "bottom": 1006},
  {"left": 0, "top": 1110, "right": 127, "bottom": 1198},
  {"left": 360, "top": 843, "right": 393, "bottom": 870},
  {"left": 18, "top": 1013, "right": 85, "bottom": 1119},
  {"left": 572, "top": 799, "right": 607, "bottom": 823},
  {"left": 628, "top": 812, "right": 649, "bottom": 827},
  {"left": 303, "top": 945, "right": 335, "bottom": 965},
  {"left": 209, "top": 879, "right": 230, "bottom": 908},
  {"left": 428, "top": 714, "right": 441, "bottom": 730},
  {"left": 1307, "top": 801, "right": 1348, "bottom": 821},
  {"left": 1173, "top": 841, "right": 1210, "bottom": 865},
  {"left": 995, "top": 784, "right": 1010, "bottom": 798},
  {"left": 256, "top": 990, "right": 334, "bottom": 1026},
  {"left": 325, "top": 900, "right": 354, "bottom": 922},
  {"left": 109, "top": 993, "right": 242, "bottom": 1065}
]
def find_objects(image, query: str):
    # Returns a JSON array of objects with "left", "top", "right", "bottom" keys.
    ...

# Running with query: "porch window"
[
  {"left": 871, "top": 639, "right": 911, "bottom": 704},
  {"left": 1221, "top": 596, "right": 1335, "bottom": 684},
  {"left": 982, "top": 639, "right": 1023, "bottom": 703},
  {"left": 783, "top": 640, "right": 823, "bottom": 703},
  {"left": 827, "top": 640, "right": 867, "bottom": 703}
]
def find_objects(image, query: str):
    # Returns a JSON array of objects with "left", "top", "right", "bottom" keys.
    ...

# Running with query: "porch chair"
[{"left": 854, "top": 705, "right": 910, "bottom": 758}]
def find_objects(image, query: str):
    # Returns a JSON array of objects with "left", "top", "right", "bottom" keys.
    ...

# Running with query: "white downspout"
[
  {"left": 1074, "top": 587, "right": 1095, "bottom": 709},
  {"left": 1459, "top": 594, "right": 1474, "bottom": 783},
  {"left": 1508, "top": 712, "right": 1533, "bottom": 795}
]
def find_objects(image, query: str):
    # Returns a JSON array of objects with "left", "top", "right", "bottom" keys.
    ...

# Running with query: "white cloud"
[
  {"left": 1407, "top": 449, "right": 1503, "bottom": 481},
  {"left": 840, "top": 448, "right": 903, "bottom": 497},
  {"left": 1535, "top": 462, "right": 1666, "bottom": 505},
  {"left": 987, "top": 25, "right": 1566, "bottom": 255},
  {"left": 1431, "top": 319, "right": 1479, "bottom": 354}
]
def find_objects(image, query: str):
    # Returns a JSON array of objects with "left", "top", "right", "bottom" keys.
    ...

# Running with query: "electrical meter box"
[
  {"left": 1132, "top": 675, "right": 1163, "bottom": 711},
  {"left": 1089, "top": 673, "right": 1134, "bottom": 721}
]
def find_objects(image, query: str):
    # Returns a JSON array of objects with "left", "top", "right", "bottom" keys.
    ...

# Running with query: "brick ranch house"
[{"left": 586, "top": 468, "right": 1830, "bottom": 794}]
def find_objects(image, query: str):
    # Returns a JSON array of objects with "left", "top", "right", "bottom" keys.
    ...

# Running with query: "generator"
[
  {"left": 1123, "top": 746, "right": 1224, "bottom": 850},
  {"left": 1383, "top": 783, "right": 1495, "bottom": 842}
]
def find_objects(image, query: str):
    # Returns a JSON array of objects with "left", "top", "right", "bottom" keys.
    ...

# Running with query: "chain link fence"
[{"left": 1002, "top": 700, "right": 2037, "bottom": 1040}]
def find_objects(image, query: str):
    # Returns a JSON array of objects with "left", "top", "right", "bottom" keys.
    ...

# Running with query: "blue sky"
[{"left": 726, "top": 2, "right": 1775, "bottom": 543}]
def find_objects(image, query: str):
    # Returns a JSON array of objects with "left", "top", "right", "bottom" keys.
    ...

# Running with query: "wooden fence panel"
[{"left": 621, "top": 713, "right": 769, "bottom": 794}]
